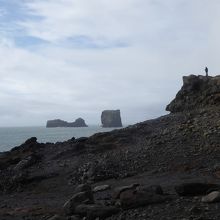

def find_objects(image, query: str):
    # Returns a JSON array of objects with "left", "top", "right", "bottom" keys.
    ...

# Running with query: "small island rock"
[
  {"left": 46, "top": 118, "right": 88, "bottom": 128},
  {"left": 101, "top": 110, "right": 122, "bottom": 128}
]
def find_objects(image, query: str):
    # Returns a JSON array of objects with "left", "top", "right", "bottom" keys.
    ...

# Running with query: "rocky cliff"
[
  {"left": 101, "top": 110, "right": 122, "bottom": 127},
  {"left": 166, "top": 74, "right": 220, "bottom": 113},
  {"left": 46, "top": 118, "right": 88, "bottom": 128}
]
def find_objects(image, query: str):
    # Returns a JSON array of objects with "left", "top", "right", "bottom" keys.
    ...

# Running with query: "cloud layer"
[{"left": 0, "top": 0, "right": 220, "bottom": 126}]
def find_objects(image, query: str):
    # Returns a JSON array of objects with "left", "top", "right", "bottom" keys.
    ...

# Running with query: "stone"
[
  {"left": 75, "top": 137, "right": 88, "bottom": 143},
  {"left": 68, "top": 137, "right": 76, "bottom": 142},
  {"left": 175, "top": 183, "right": 220, "bottom": 196},
  {"left": 48, "top": 215, "right": 67, "bottom": 220},
  {"left": 140, "top": 185, "right": 163, "bottom": 195},
  {"left": 46, "top": 118, "right": 88, "bottom": 128},
  {"left": 74, "top": 184, "right": 92, "bottom": 194},
  {"left": 74, "top": 204, "right": 120, "bottom": 219},
  {"left": 101, "top": 110, "right": 122, "bottom": 127},
  {"left": 24, "top": 137, "right": 37, "bottom": 145},
  {"left": 63, "top": 191, "right": 94, "bottom": 216},
  {"left": 112, "top": 183, "right": 140, "bottom": 199},
  {"left": 14, "top": 155, "right": 38, "bottom": 171},
  {"left": 69, "top": 216, "right": 80, "bottom": 220},
  {"left": 119, "top": 189, "right": 168, "bottom": 210},
  {"left": 202, "top": 191, "right": 220, "bottom": 203},
  {"left": 93, "top": 185, "right": 110, "bottom": 192},
  {"left": 189, "top": 205, "right": 203, "bottom": 214}
]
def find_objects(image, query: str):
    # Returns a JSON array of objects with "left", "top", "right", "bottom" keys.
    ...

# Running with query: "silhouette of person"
[{"left": 205, "top": 67, "right": 208, "bottom": 76}]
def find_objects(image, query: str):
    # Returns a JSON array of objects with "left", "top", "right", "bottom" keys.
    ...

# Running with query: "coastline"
[
  {"left": 0, "top": 75, "right": 220, "bottom": 219},
  {"left": 0, "top": 126, "right": 121, "bottom": 152}
]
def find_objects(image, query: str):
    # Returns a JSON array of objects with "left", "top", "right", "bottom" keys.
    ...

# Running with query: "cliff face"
[
  {"left": 46, "top": 118, "right": 88, "bottom": 128},
  {"left": 101, "top": 110, "right": 122, "bottom": 127},
  {"left": 166, "top": 75, "right": 220, "bottom": 113}
]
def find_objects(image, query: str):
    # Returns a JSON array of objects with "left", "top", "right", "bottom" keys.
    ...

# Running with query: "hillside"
[{"left": 0, "top": 75, "right": 220, "bottom": 220}]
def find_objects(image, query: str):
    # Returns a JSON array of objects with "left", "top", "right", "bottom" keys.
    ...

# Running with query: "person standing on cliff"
[{"left": 205, "top": 67, "right": 208, "bottom": 76}]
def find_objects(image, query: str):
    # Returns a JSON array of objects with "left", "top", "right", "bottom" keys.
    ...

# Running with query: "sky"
[{"left": 0, "top": 0, "right": 220, "bottom": 127}]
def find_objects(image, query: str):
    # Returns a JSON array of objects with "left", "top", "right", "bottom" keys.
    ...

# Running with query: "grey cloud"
[{"left": 0, "top": 0, "right": 220, "bottom": 126}]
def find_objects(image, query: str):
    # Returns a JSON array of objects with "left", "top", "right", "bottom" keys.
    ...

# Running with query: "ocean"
[{"left": 0, "top": 126, "right": 119, "bottom": 152}]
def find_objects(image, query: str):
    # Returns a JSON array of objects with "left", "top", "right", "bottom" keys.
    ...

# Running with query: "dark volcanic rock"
[
  {"left": 74, "top": 183, "right": 92, "bottom": 194},
  {"left": 48, "top": 215, "right": 67, "bottom": 220},
  {"left": 112, "top": 183, "right": 140, "bottom": 199},
  {"left": 175, "top": 183, "right": 220, "bottom": 196},
  {"left": 63, "top": 184, "right": 94, "bottom": 216},
  {"left": 0, "top": 137, "right": 42, "bottom": 170},
  {"left": 63, "top": 191, "right": 94, "bottom": 215},
  {"left": 140, "top": 185, "right": 164, "bottom": 195},
  {"left": 101, "top": 110, "right": 122, "bottom": 127},
  {"left": 75, "top": 204, "right": 120, "bottom": 219},
  {"left": 2, "top": 74, "right": 220, "bottom": 219},
  {"left": 46, "top": 118, "right": 88, "bottom": 128},
  {"left": 14, "top": 154, "right": 38, "bottom": 171},
  {"left": 166, "top": 75, "right": 220, "bottom": 113},
  {"left": 118, "top": 186, "right": 168, "bottom": 210},
  {"left": 201, "top": 191, "right": 220, "bottom": 203},
  {"left": 24, "top": 137, "right": 37, "bottom": 145}
]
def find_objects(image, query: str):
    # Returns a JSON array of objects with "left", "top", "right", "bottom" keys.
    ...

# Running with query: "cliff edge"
[{"left": 166, "top": 74, "right": 220, "bottom": 113}]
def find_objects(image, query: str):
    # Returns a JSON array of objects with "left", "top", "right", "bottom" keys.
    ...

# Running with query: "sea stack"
[
  {"left": 46, "top": 118, "right": 88, "bottom": 128},
  {"left": 101, "top": 110, "right": 122, "bottom": 127}
]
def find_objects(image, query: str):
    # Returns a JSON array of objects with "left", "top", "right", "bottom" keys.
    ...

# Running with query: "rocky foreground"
[{"left": 1, "top": 75, "right": 220, "bottom": 220}]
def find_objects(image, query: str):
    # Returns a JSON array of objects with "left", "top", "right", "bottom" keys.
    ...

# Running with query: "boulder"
[
  {"left": 14, "top": 155, "right": 37, "bottom": 171},
  {"left": 46, "top": 118, "right": 88, "bottom": 128},
  {"left": 139, "top": 185, "right": 163, "bottom": 195},
  {"left": 175, "top": 183, "right": 220, "bottom": 196},
  {"left": 101, "top": 110, "right": 122, "bottom": 127},
  {"left": 24, "top": 137, "right": 37, "bottom": 145},
  {"left": 63, "top": 191, "right": 94, "bottom": 216},
  {"left": 74, "top": 183, "right": 92, "bottom": 194},
  {"left": 69, "top": 216, "right": 80, "bottom": 220},
  {"left": 93, "top": 184, "right": 111, "bottom": 193},
  {"left": 10, "top": 137, "right": 43, "bottom": 153},
  {"left": 166, "top": 75, "right": 220, "bottom": 113},
  {"left": 48, "top": 215, "right": 79, "bottom": 220},
  {"left": 75, "top": 137, "right": 88, "bottom": 143},
  {"left": 112, "top": 184, "right": 167, "bottom": 210},
  {"left": 74, "top": 204, "right": 120, "bottom": 219},
  {"left": 202, "top": 191, "right": 220, "bottom": 203},
  {"left": 48, "top": 215, "right": 67, "bottom": 220},
  {"left": 119, "top": 188, "right": 168, "bottom": 210},
  {"left": 112, "top": 183, "right": 140, "bottom": 199}
]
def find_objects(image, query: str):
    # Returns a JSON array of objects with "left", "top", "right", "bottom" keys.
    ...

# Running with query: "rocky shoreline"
[{"left": 0, "top": 75, "right": 220, "bottom": 220}]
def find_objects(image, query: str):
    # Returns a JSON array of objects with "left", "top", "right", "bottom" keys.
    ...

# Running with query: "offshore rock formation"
[
  {"left": 101, "top": 110, "right": 122, "bottom": 127},
  {"left": 46, "top": 118, "right": 88, "bottom": 128},
  {"left": 166, "top": 74, "right": 220, "bottom": 113}
]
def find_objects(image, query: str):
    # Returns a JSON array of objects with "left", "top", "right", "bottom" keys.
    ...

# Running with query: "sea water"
[{"left": 0, "top": 126, "right": 119, "bottom": 152}]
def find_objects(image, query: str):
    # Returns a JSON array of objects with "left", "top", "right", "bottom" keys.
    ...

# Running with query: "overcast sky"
[{"left": 0, "top": 0, "right": 220, "bottom": 126}]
